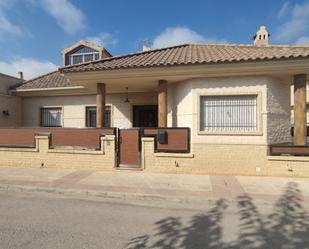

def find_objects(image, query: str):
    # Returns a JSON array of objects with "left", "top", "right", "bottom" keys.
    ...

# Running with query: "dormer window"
[
  {"left": 68, "top": 52, "right": 99, "bottom": 65},
  {"left": 62, "top": 40, "right": 112, "bottom": 66}
]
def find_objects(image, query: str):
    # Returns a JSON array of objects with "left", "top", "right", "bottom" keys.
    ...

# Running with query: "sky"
[{"left": 1, "top": 0, "right": 309, "bottom": 80}]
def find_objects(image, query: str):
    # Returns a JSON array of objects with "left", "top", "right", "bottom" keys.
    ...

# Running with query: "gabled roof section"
[
  {"left": 60, "top": 43, "right": 309, "bottom": 73},
  {"left": 16, "top": 70, "right": 79, "bottom": 90},
  {"left": 61, "top": 40, "right": 112, "bottom": 57}
]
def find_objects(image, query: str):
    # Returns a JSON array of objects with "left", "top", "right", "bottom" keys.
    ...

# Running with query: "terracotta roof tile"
[
  {"left": 16, "top": 70, "right": 78, "bottom": 90},
  {"left": 17, "top": 43, "right": 309, "bottom": 90},
  {"left": 61, "top": 44, "right": 309, "bottom": 73}
]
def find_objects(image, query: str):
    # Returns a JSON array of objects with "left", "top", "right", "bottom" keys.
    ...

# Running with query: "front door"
[
  {"left": 133, "top": 105, "right": 158, "bottom": 127},
  {"left": 118, "top": 129, "right": 140, "bottom": 167}
]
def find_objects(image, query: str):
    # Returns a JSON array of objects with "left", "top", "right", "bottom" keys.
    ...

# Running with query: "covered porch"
[
  {"left": 60, "top": 67, "right": 194, "bottom": 129},
  {"left": 94, "top": 79, "right": 169, "bottom": 128}
]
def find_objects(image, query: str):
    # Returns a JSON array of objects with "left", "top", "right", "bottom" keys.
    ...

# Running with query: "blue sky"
[{"left": 1, "top": 0, "right": 309, "bottom": 79}]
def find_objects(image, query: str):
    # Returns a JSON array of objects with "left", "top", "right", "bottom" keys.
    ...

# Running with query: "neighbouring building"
[
  {"left": 0, "top": 72, "right": 23, "bottom": 127},
  {"left": 1, "top": 26, "right": 309, "bottom": 176}
]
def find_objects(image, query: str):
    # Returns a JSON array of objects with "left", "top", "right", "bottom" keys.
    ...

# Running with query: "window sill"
[
  {"left": 198, "top": 131, "right": 263, "bottom": 136},
  {"left": 154, "top": 152, "right": 194, "bottom": 158}
]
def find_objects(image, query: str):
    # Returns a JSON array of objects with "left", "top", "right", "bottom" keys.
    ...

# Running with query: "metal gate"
[{"left": 118, "top": 128, "right": 141, "bottom": 167}]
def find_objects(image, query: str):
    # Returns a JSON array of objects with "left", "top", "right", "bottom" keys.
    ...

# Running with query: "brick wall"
[
  {"left": 0, "top": 128, "right": 115, "bottom": 148},
  {"left": 143, "top": 128, "right": 190, "bottom": 152},
  {"left": 142, "top": 138, "right": 309, "bottom": 177},
  {"left": 0, "top": 135, "right": 116, "bottom": 170}
]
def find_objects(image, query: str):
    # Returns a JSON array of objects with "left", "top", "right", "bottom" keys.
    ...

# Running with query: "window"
[
  {"left": 41, "top": 108, "right": 62, "bottom": 127},
  {"left": 72, "top": 55, "right": 83, "bottom": 64},
  {"left": 200, "top": 95, "right": 257, "bottom": 132},
  {"left": 84, "top": 54, "right": 94, "bottom": 62},
  {"left": 86, "top": 106, "right": 111, "bottom": 127},
  {"left": 68, "top": 52, "right": 100, "bottom": 65}
]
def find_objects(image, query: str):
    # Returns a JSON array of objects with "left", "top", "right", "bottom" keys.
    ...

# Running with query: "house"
[
  {"left": 1, "top": 26, "right": 309, "bottom": 176},
  {"left": 0, "top": 72, "right": 23, "bottom": 126}
]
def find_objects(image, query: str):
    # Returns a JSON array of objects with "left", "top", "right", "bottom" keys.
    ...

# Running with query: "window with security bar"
[
  {"left": 86, "top": 106, "right": 111, "bottom": 127},
  {"left": 41, "top": 107, "right": 62, "bottom": 127},
  {"left": 200, "top": 95, "right": 257, "bottom": 132}
]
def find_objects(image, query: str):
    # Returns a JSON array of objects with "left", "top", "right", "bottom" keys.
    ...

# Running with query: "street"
[{"left": 0, "top": 188, "right": 309, "bottom": 249}]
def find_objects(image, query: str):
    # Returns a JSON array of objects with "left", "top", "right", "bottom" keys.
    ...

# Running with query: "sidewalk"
[{"left": 0, "top": 167, "right": 309, "bottom": 208}]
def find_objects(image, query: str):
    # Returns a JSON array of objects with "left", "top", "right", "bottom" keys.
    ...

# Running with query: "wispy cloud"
[
  {"left": 40, "top": 0, "right": 86, "bottom": 35},
  {"left": 0, "top": 57, "right": 58, "bottom": 80},
  {"left": 295, "top": 36, "right": 309, "bottom": 44},
  {"left": 277, "top": 2, "right": 290, "bottom": 19},
  {"left": 152, "top": 27, "right": 226, "bottom": 48},
  {"left": 0, "top": 1, "right": 22, "bottom": 36},
  {"left": 274, "top": 2, "right": 309, "bottom": 43},
  {"left": 0, "top": 16, "right": 22, "bottom": 36},
  {"left": 85, "top": 32, "right": 118, "bottom": 47}
]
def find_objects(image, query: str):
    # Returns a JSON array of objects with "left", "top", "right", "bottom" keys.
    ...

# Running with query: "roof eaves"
[{"left": 14, "top": 86, "right": 84, "bottom": 92}]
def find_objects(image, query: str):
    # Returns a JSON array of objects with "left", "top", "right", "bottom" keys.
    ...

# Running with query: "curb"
[{"left": 0, "top": 183, "right": 219, "bottom": 207}]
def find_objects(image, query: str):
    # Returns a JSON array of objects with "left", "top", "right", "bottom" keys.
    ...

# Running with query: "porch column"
[
  {"left": 294, "top": 74, "right": 307, "bottom": 145},
  {"left": 158, "top": 80, "right": 167, "bottom": 127},
  {"left": 96, "top": 83, "right": 106, "bottom": 128}
]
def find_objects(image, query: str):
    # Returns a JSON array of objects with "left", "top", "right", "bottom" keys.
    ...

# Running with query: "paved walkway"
[{"left": 0, "top": 167, "right": 309, "bottom": 207}]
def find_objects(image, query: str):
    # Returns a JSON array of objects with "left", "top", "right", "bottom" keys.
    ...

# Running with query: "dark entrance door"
[
  {"left": 133, "top": 105, "right": 158, "bottom": 127},
  {"left": 118, "top": 129, "right": 140, "bottom": 167}
]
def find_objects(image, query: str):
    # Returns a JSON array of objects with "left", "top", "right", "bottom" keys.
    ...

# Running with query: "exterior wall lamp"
[{"left": 2, "top": 110, "right": 10, "bottom": 116}]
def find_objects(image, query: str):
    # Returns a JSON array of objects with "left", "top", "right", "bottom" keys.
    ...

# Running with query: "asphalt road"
[{"left": 0, "top": 191, "right": 309, "bottom": 249}]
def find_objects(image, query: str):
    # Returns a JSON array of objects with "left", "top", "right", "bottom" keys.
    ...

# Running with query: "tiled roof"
[
  {"left": 16, "top": 70, "right": 78, "bottom": 90},
  {"left": 61, "top": 43, "right": 309, "bottom": 73}
]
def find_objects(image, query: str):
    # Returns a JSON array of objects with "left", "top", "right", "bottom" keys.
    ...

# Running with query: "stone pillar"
[
  {"left": 294, "top": 74, "right": 307, "bottom": 145},
  {"left": 96, "top": 83, "right": 106, "bottom": 128},
  {"left": 158, "top": 80, "right": 167, "bottom": 127}
]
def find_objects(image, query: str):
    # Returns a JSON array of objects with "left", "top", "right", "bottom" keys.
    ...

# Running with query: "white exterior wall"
[
  {"left": 22, "top": 92, "right": 157, "bottom": 128},
  {"left": 168, "top": 76, "right": 269, "bottom": 145},
  {"left": 168, "top": 76, "right": 291, "bottom": 145}
]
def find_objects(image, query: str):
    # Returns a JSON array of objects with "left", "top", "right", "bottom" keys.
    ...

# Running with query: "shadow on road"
[{"left": 125, "top": 182, "right": 309, "bottom": 249}]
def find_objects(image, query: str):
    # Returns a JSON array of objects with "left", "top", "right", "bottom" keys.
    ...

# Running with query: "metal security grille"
[
  {"left": 41, "top": 108, "right": 62, "bottom": 127},
  {"left": 105, "top": 106, "right": 111, "bottom": 127},
  {"left": 200, "top": 95, "right": 257, "bottom": 131},
  {"left": 86, "top": 106, "right": 111, "bottom": 127}
]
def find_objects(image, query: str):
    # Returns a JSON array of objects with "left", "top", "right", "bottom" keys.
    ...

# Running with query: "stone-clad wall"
[
  {"left": 266, "top": 77, "right": 292, "bottom": 144},
  {"left": 0, "top": 135, "right": 116, "bottom": 170}
]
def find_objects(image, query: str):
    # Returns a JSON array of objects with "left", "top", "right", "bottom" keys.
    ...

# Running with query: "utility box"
[{"left": 157, "top": 130, "right": 168, "bottom": 144}]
